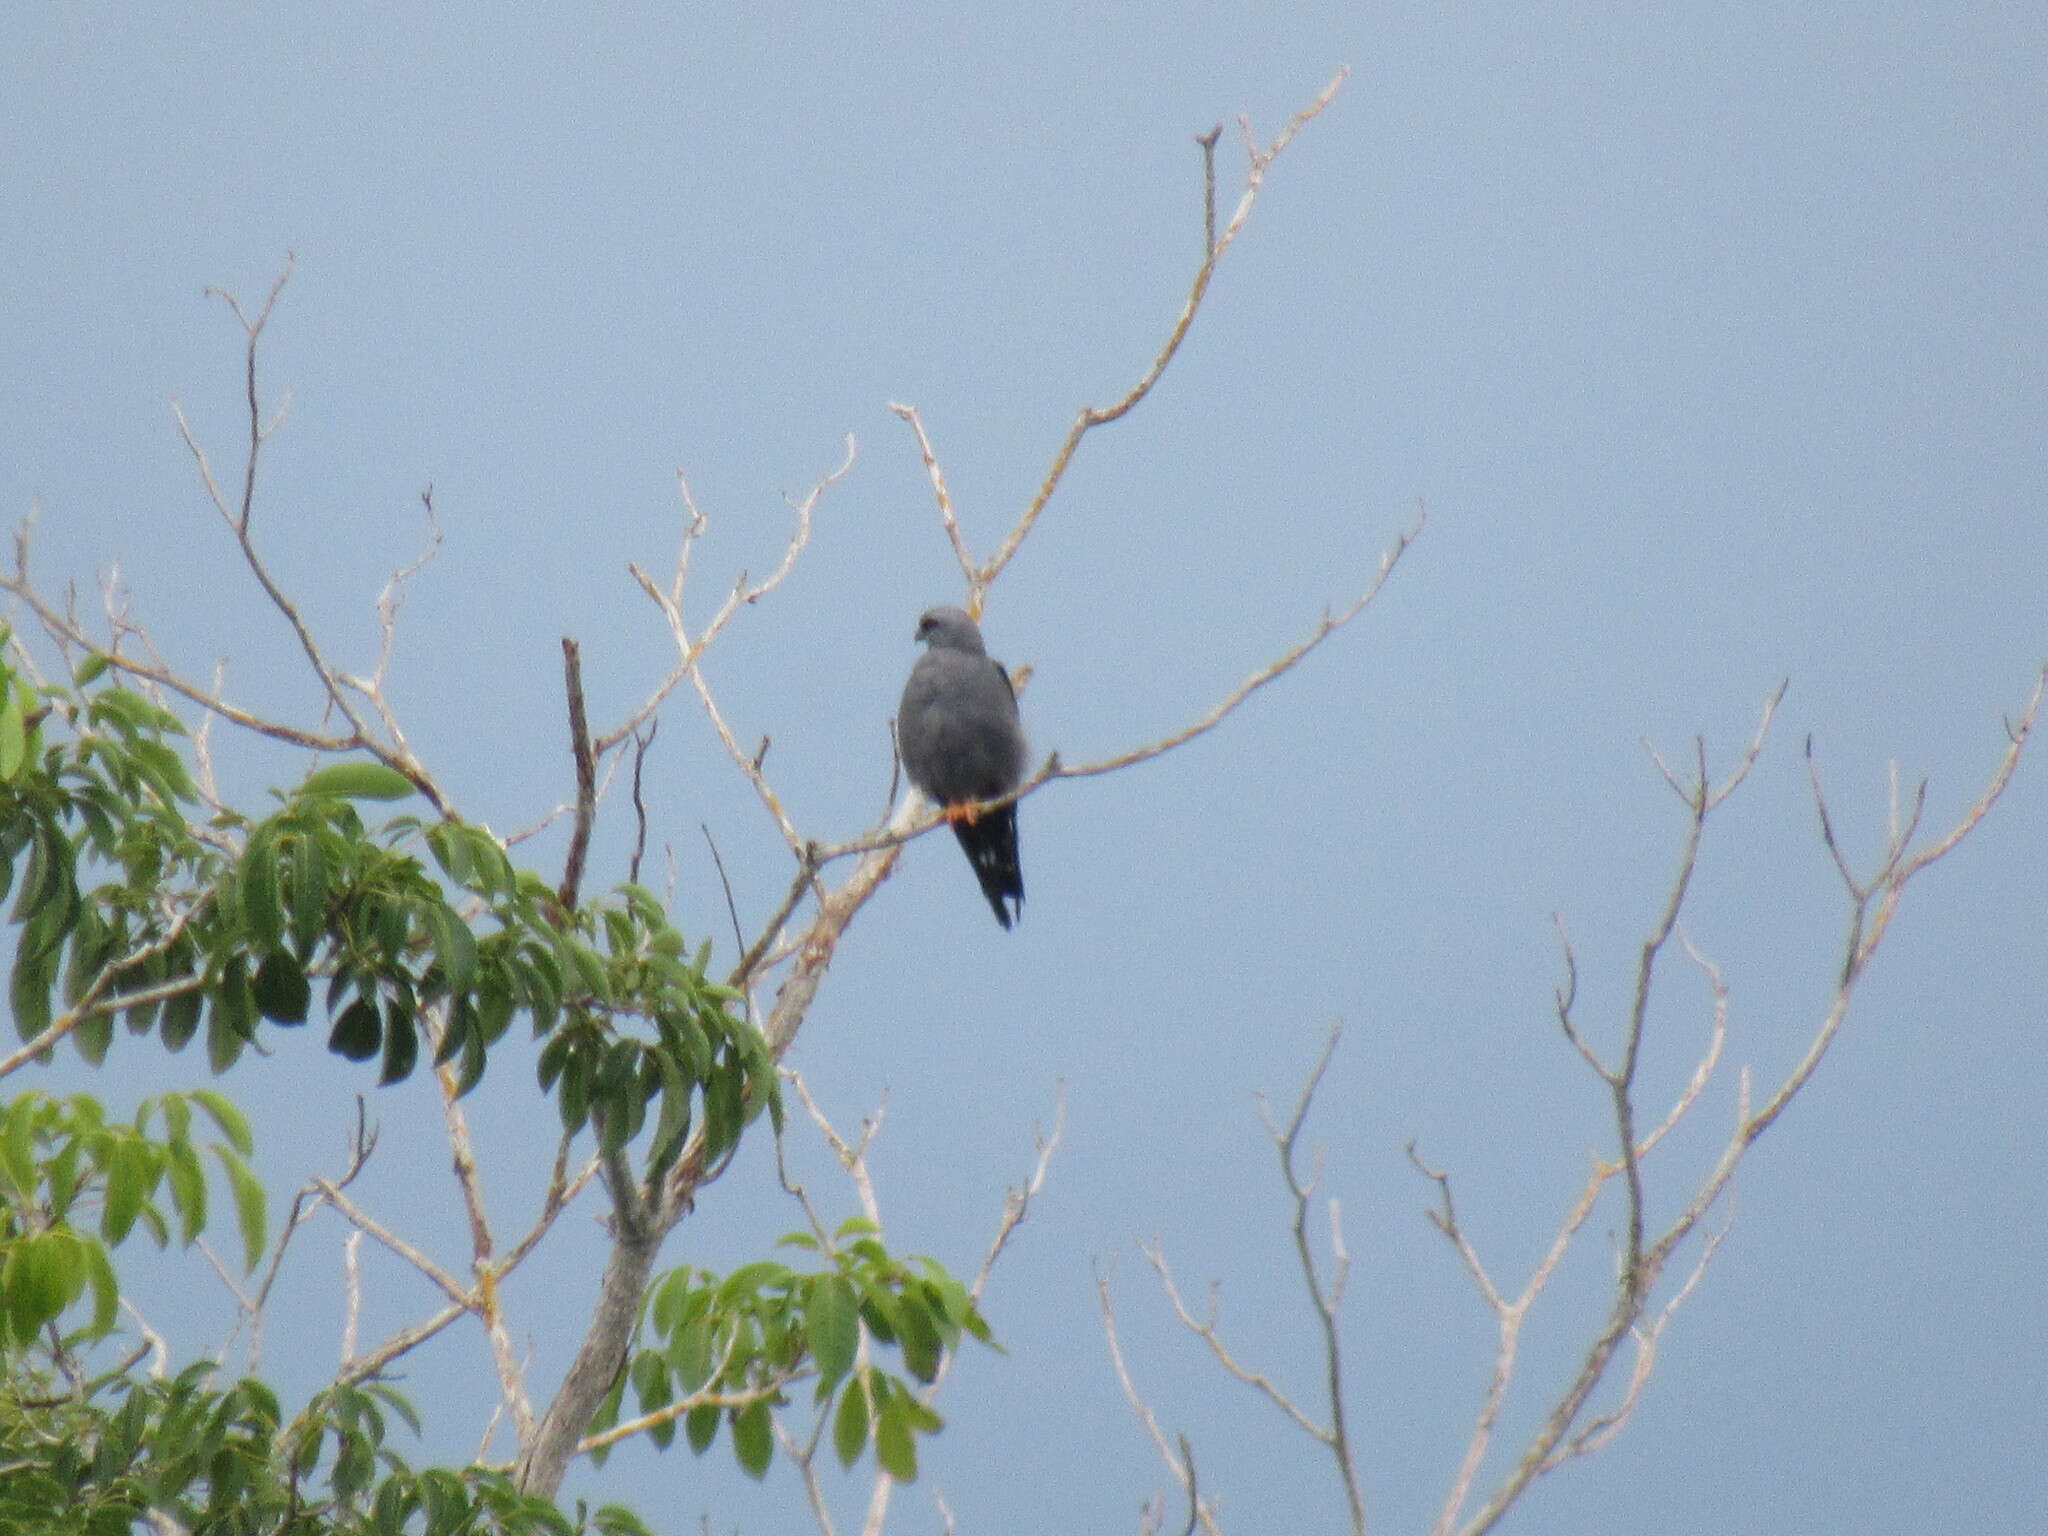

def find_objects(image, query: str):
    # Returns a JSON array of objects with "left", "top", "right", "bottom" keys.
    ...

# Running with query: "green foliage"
[
  {"left": 0, "top": 1364, "right": 653, "bottom": 1536},
  {"left": 587, "top": 1217, "right": 992, "bottom": 1483},
  {"left": 0, "top": 1088, "right": 262, "bottom": 1345},
  {"left": 2, "top": 648, "right": 772, "bottom": 1183}
]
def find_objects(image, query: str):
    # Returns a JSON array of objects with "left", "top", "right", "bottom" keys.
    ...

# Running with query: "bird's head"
[{"left": 914, "top": 606, "right": 986, "bottom": 656}]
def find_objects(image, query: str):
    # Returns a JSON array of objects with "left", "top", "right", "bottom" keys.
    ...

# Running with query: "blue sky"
[{"left": 6, "top": 5, "right": 2045, "bottom": 1533}]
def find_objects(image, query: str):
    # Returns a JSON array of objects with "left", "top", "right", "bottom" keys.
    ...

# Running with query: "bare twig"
[
  {"left": 168, "top": 258, "right": 450, "bottom": 813},
  {"left": 889, "top": 404, "right": 975, "bottom": 594},
  {"left": 981, "top": 68, "right": 1349, "bottom": 600},
  {"left": 599, "top": 437, "right": 855, "bottom": 758},
  {"left": 703, "top": 822, "right": 746, "bottom": 962},
  {"left": 629, "top": 721, "right": 658, "bottom": 885},
  {"left": 1097, "top": 1262, "right": 1225, "bottom": 1536},
  {"left": 1197, "top": 127, "right": 1222, "bottom": 256},
  {"left": 558, "top": 637, "right": 597, "bottom": 912}
]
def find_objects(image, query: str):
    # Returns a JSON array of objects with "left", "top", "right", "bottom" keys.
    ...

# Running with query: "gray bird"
[{"left": 897, "top": 606, "right": 1028, "bottom": 928}]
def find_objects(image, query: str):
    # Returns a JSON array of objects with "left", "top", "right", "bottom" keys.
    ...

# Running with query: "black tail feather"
[{"left": 951, "top": 804, "right": 1023, "bottom": 929}]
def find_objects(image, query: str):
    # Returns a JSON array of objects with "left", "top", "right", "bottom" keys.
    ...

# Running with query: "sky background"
[{"left": 6, "top": 5, "right": 2045, "bottom": 1534}]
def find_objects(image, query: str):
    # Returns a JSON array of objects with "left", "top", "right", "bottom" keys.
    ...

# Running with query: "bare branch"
[
  {"left": 1439, "top": 672, "right": 2042, "bottom": 1536},
  {"left": 888, "top": 403, "right": 975, "bottom": 593},
  {"left": 165, "top": 261, "right": 451, "bottom": 813},
  {"left": 598, "top": 436, "right": 855, "bottom": 757},
  {"left": 703, "top": 822, "right": 746, "bottom": 962},
  {"left": 557, "top": 636, "right": 598, "bottom": 912},
  {"left": 432, "top": 1048, "right": 536, "bottom": 1447},
  {"left": 629, "top": 721, "right": 658, "bottom": 885},
  {"left": 1097, "top": 1262, "right": 1191, "bottom": 1489},
  {"left": 983, "top": 68, "right": 1349, "bottom": 596},
  {"left": 968, "top": 1084, "right": 1064, "bottom": 1300},
  {"left": 313, "top": 1178, "right": 471, "bottom": 1307},
  {"left": 1143, "top": 1243, "right": 1326, "bottom": 1442},
  {"left": 1197, "top": 126, "right": 1222, "bottom": 256}
]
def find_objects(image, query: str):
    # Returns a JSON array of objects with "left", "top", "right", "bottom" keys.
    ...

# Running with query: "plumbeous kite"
[{"left": 898, "top": 606, "right": 1028, "bottom": 929}]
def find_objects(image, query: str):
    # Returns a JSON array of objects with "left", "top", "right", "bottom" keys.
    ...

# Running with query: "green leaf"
[
  {"left": 299, "top": 762, "right": 417, "bottom": 801},
  {"left": 289, "top": 831, "right": 328, "bottom": 954},
  {"left": 10, "top": 944, "right": 54, "bottom": 1044},
  {"left": 434, "top": 996, "right": 470, "bottom": 1066},
  {"left": 425, "top": 821, "right": 471, "bottom": 886},
  {"left": 239, "top": 830, "right": 284, "bottom": 951},
  {"left": 161, "top": 989, "right": 203, "bottom": 1051},
  {"left": 74, "top": 651, "right": 112, "bottom": 687},
  {"left": 422, "top": 900, "right": 478, "bottom": 994},
  {"left": 333, "top": 1428, "right": 374, "bottom": 1501},
  {"left": 717, "top": 1262, "right": 791, "bottom": 1306},
  {"left": 668, "top": 1314, "right": 715, "bottom": 1392},
  {"left": 165, "top": 1139, "right": 207, "bottom": 1243},
  {"left": 896, "top": 1290, "right": 944, "bottom": 1384},
  {"left": 72, "top": 1006, "right": 114, "bottom": 1066},
  {"left": 157, "top": 1092, "right": 192, "bottom": 1145},
  {"left": 89, "top": 686, "right": 182, "bottom": 737},
  {"left": 832, "top": 1374, "right": 871, "bottom": 1468},
  {"left": 0, "top": 679, "right": 25, "bottom": 781},
  {"left": 329, "top": 998, "right": 383, "bottom": 1061},
  {"left": 560, "top": 937, "right": 610, "bottom": 1003},
  {"left": 379, "top": 998, "right": 419, "bottom": 1085},
  {"left": 873, "top": 1380, "right": 917, "bottom": 1483},
  {"left": 807, "top": 1275, "right": 860, "bottom": 1388},
  {"left": 252, "top": 949, "right": 311, "bottom": 1024},
  {"left": 189, "top": 1089, "right": 253, "bottom": 1157},
  {"left": 630, "top": 1350, "right": 669, "bottom": 1410},
  {"left": 6, "top": 1231, "right": 73, "bottom": 1335},
  {"left": 456, "top": 1012, "right": 488, "bottom": 1097},
  {"left": 211, "top": 1144, "right": 267, "bottom": 1272},
  {"left": 684, "top": 1401, "right": 719, "bottom": 1456},
  {"left": 207, "top": 958, "right": 255, "bottom": 1074},
  {"left": 101, "top": 1139, "right": 153, "bottom": 1245},
  {"left": 648, "top": 1051, "right": 692, "bottom": 1174},
  {"left": 127, "top": 737, "right": 195, "bottom": 803},
  {"left": 83, "top": 1235, "right": 118, "bottom": 1335},
  {"left": 730, "top": 1399, "right": 773, "bottom": 1479}
]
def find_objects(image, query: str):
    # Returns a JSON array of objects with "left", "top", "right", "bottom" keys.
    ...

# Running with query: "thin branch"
[
  {"left": 313, "top": 1179, "right": 471, "bottom": 1307},
  {"left": 598, "top": 437, "right": 855, "bottom": 758},
  {"left": 888, "top": 404, "right": 975, "bottom": 593},
  {"left": 1197, "top": 126, "right": 1222, "bottom": 256},
  {"left": 558, "top": 637, "right": 597, "bottom": 912},
  {"left": 1267, "top": 1024, "right": 1366, "bottom": 1535},
  {"left": 629, "top": 721, "right": 658, "bottom": 886},
  {"left": 0, "top": 903, "right": 209, "bottom": 1080},
  {"left": 982, "top": 68, "right": 1349, "bottom": 595},
  {"left": 1096, "top": 1261, "right": 1191, "bottom": 1486},
  {"left": 431, "top": 1046, "right": 536, "bottom": 1448},
  {"left": 627, "top": 560, "right": 805, "bottom": 855},
  {"left": 703, "top": 822, "right": 746, "bottom": 962},
  {"left": 167, "top": 259, "right": 450, "bottom": 813},
  {"left": 243, "top": 1098, "right": 378, "bottom": 1370},
  {"left": 968, "top": 1085, "right": 1064, "bottom": 1300},
  {"left": 1143, "top": 1244, "right": 1325, "bottom": 1441},
  {"left": 341, "top": 1231, "right": 362, "bottom": 1366}
]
